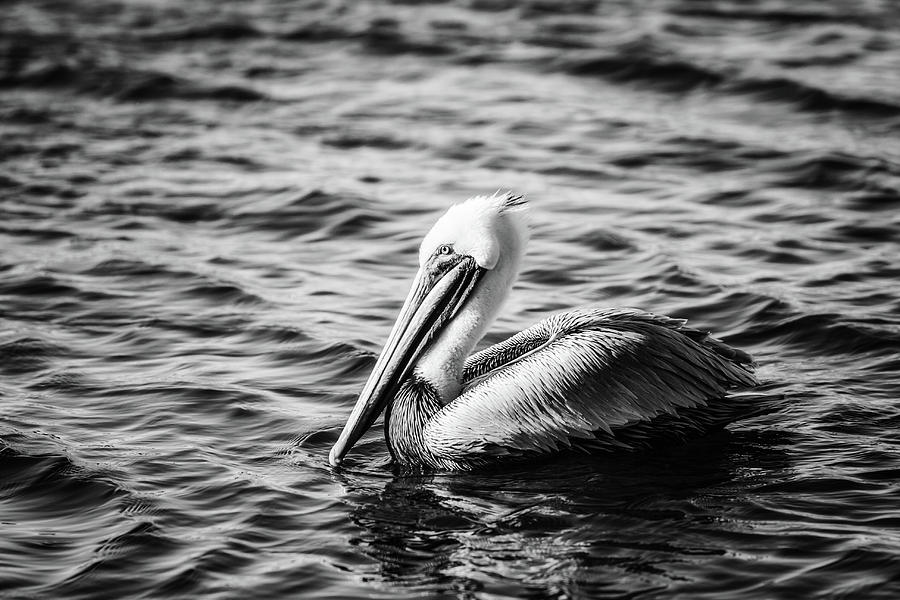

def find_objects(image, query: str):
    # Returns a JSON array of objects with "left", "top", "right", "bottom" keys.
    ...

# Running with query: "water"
[{"left": 2, "top": 0, "right": 899, "bottom": 597}]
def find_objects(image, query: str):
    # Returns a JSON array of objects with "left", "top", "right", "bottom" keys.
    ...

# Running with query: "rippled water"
[{"left": 2, "top": 0, "right": 900, "bottom": 598}]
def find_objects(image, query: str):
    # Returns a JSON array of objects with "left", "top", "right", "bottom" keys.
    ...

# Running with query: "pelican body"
[{"left": 329, "top": 193, "right": 760, "bottom": 472}]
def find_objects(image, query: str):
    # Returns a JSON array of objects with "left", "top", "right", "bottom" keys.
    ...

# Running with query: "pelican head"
[{"left": 329, "top": 192, "right": 529, "bottom": 467}]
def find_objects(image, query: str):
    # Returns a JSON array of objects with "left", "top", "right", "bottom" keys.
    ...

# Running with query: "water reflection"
[{"left": 338, "top": 430, "right": 791, "bottom": 597}]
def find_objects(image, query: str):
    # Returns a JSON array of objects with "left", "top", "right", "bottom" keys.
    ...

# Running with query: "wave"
[
  {"left": 0, "top": 447, "right": 123, "bottom": 513},
  {"left": 180, "top": 282, "right": 265, "bottom": 307},
  {"left": 230, "top": 189, "right": 388, "bottom": 239},
  {"left": 321, "top": 132, "right": 413, "bottom": 151},
  {"left": 561, "top": 49, "right": 725, "bottom": 93},
  {"left": 269, "top": 338, "right": 374, "bottom": 379},
  {"left": 0, "top": 273, "right": 115, "bottom": 302},
  {"left": 85, "top": 199, "right": 226, "bottom": 224},
  {"left": 140, "top": 20, "right": 263, "bottom": 42},
  {"left": 84, "top": 260, "right": 267, "bottom": 307},
  {"left": 728, "top": 303, "right": 900, "bottom": 357},
  {"left": 0, "top": 336, "right": 69, "bottom": 376},
  {"left": 279, "top": 18, "right": 455, "bottom": 57},
  {"left": 280, "top": 22, "right": 352, "bottom": 43},
  {"left": 724, "top": 76, "right": 900, "bottom": 118},
  {"left": 670, "top": 5, "right": 880, "bottom": 27},
  {"left": 83, "top": 258, "right": 199, "bottom": 280},
  {"left": 841, "top": 191, "right": 900, "bottom": 212},
  {"left": 551, "top": 33, "right": 900, "bottom": 118},
  {"left": 360, "top": 19, "right": 455, "bottom": 56},
  {"left": 0, "top": 443, "right": 188, "bottom": 598},
  {"left": 1, "top": 60, "right": 265, "bottom": 103},
  {"left": 760, "top": 151, "right": 900, "bottom": 198},
  {"left": 570, "top": 228, "right": 635, "bottom": 252},
  {"left": 160, "top": 147, "right": 263, "bottom": 169},
  {"left": 609, "top": 135, "right": 781, "bottom": 173},
  {"left": 79, "top": 188, "right": 388, "bottom": 236}
]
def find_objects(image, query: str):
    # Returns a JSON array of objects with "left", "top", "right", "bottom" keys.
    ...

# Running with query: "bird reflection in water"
[{"left": 336, "top": 429, "right": 790, "bottom": 597}]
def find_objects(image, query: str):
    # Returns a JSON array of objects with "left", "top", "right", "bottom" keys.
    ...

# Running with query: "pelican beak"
[{"left": 329, "top": 255, "right": 484, "bottom": 467}]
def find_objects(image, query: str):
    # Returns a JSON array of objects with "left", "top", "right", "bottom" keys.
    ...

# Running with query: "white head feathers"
[{"left": 419, "top": 192, "right": 530, "bottom": 269}]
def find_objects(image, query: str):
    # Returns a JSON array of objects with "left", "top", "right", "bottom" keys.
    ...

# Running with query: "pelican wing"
[{"left": 424, "top": 308, "right": 758, "bottom": 469}]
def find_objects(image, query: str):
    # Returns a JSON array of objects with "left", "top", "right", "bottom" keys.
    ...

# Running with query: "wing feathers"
[{"left": 424, "top": 308, "right": 758, "bottom": 469}]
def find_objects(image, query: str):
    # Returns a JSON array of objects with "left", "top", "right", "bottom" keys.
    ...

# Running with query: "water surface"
[{"left": 2, "top": 1, "right": 900, "bottom": 598}]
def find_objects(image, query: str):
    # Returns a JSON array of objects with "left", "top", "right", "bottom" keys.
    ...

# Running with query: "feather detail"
[{"left": 407, "top": 308, "right": 758, "bottom": 471}]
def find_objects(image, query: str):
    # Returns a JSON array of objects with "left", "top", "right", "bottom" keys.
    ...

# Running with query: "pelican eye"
[{"left": 437, "top": 244, "right": 454, "bottom": 256}]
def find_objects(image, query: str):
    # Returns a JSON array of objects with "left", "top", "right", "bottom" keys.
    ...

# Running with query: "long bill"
[{"left": 329, "top": 256, "right": 484, "bottom": 467}]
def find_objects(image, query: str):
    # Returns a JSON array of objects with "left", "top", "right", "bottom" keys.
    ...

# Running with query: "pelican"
[{"left": 329, "top": 193, "right": 761, "bottom": 472}]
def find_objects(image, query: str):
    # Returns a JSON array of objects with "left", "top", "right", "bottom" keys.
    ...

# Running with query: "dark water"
[{"left": 2, "top": 0, "right": 900, "bottom": 598}]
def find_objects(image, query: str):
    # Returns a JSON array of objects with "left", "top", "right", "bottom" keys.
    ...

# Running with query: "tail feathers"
[
  {"left": 704, "top": 335, "right": 755, "bottom": 366},
  {"left": 677, "top": 324, "right": 755, "bottom": 367}
]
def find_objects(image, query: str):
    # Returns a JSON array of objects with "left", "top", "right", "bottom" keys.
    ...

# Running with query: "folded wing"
[{"left": 424, "top": 308, "right": 758, "bottom": 469}]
